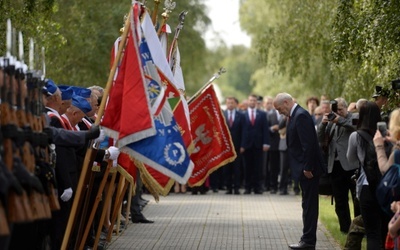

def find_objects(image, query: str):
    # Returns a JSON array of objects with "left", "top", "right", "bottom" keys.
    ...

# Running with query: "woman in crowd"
[
  {"left": 373, "top": 109, "right": 400, "bottom": 248},
  {"left": 347, "top": 101, "right": 387, "bottom": 249}
]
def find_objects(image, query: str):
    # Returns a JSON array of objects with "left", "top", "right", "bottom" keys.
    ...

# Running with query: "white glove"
[
  {"left": 108, "top": 146, "right": 120, "bottom": 161},
  {"left": 93, "top": 129, "right": 106, "bottom": 143},
  {"left": 60, "top": 187, "right": 73, "bottom": 202},
  {"left": 112, "top": 159, "right": 118, "bottom": 168}
]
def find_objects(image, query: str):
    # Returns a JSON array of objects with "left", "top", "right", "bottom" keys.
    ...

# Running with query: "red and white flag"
[
  {"left": 101, "top": 5, "right": 157, "bottom": 148},
  {"left": 142, "top": 13, "right": 192, "bottom": 150},
  {"left": 188, "top": 84, "right": 236, "bottom": 187}
]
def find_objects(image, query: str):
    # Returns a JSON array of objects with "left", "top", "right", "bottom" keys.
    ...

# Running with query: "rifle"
[
  {"left": 0, "top": 65, "right": 9, "bottom": 233},
  {"left": 15, "top": 32, "right": 50, "bottom": 220},
  {"left": 1, "top": 20, "right": 35, "bottom": 223},
  {"left": 29, "top": 46, "right": 60, "bottom": 212}
]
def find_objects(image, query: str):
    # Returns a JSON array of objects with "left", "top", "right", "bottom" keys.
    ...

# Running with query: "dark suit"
[
  {"left": 45, "top": 108, "right": 79, "bottom": 249},
  {"left": 267, "top": 109, "right": 281, "bottom": 192},
  {"left": 287, "top": 105, "right": 323, "bottom": 245},
  {"left": 223, "top": 109, "right": 243, "bottom": 192},
  {"left": 241, "top": 108, "right": 270, "bottom": 193}
]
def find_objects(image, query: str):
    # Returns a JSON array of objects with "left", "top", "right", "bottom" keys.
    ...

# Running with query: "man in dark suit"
[
  {"left": 223, "top": 97, "right": 243, "bottom": 195},
  {"left": 274, "top": 93, "right": 324, "bottom": 250},
  {"left": 264, "top": 96, "right": 281, "bottom": 194},
  {"left": 240, "top": 94, "right": 270, "bottom": 194}
]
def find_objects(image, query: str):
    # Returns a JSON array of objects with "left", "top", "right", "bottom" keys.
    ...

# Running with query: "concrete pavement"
[{"left": 107, "top": 190, "right": 341, "bottom": 250}]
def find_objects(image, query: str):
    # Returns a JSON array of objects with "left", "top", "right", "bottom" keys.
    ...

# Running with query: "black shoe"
[
  {"left": 254, "top": 190, "right": 263, "bottom": 194},
  {"left": 225, "top": 190, "right": 233, "bottom": 194},
  {"left": 279, "top": 190, "right": 288, "bottom": 195},
  {"left": 132, "top": 217, "right": 154, "bottom": 224},
  {"left": 294, "top": 190, "right": 300, "bottom": 195},
  {"left": 244, "top": 190, "right": 251, "bottom": 194},
  {"left": 288, "top": 241, "right": 315, "bottom": 249},
  {"left": 212, "top": 188, "right": 218, "bottom": 193},
  {"left": 234, "top": 190, "right": 240, "bottom": 195},
  {"left": 270, "top": 189, "right": 277, "bottom": 194}
]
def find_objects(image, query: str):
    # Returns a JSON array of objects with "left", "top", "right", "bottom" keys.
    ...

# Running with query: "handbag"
[{"left": 318, "top": 173, "right": 333, "bottom": 196}]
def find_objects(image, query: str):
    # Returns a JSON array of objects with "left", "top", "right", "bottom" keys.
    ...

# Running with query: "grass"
[{"left": 319, "top": 195, "right": 366, "bottom": 249}]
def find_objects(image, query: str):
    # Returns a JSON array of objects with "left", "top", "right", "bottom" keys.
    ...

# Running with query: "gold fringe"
[{"left": 133, "top": 159, "right": 175, "bottom": 202}]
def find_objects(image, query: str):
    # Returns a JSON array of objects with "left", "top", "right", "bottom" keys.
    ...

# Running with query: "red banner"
[
  {"left": 102, "top": 10, "right": 155, "bottom": 148},
  {"left": 187, "top": 84, "right": 236, "bottom": 187}
]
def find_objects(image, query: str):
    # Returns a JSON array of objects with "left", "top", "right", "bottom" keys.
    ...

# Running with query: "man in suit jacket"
[
  {"left": 274, "top": 93, "right": 324, "bottom": 250},
  {"left": 265, "top": 96, "right": 281, "bottom": 194},
  {"left": 240, "top": 94, "right": 270, "bottom": 194},
  {"left": 223, "top": 97, "right": 244, "bottom": 194},
  {"left": 317, "top": 97, "right": 359, "bottom": 233}
]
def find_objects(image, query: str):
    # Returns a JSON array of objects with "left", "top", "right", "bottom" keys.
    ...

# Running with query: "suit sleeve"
[
  {"left": 49, "top": 127, "right": 87, "bottom": 147},
  {"left": 262, "top": 113, "right": 270, "bottom": 146}
]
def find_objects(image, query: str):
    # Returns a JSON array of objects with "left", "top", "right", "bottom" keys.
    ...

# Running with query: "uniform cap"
[
  {"left": 72, "top": 95, "right": 92, "bottom": 114},
  {"left": 42, "top": 79, "right": 58, "bottom": 96},
  {"left": 58, "top": 85, "right": 73, "bottom": 100},
  {"left": 70, "top": 86, "right": 92, "bottom": 99}
]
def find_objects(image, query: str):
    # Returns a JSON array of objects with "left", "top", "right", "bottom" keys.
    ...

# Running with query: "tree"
[
  {"left": 240, "top": 0, "right": 338, "bottom": 101},
  {"left": 1, "top": 0, "right": 212, "bottom": 95}
]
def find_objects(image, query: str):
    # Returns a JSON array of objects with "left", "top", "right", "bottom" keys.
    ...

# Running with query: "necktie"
[
  {"left": 251, "top": 109, "right": 255, "bottom": 125},
  {"left": 229, "top": 111, "right": 233, "bottom": 127}
]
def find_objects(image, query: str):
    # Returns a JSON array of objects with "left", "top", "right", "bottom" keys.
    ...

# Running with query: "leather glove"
[
  {"left": 60, "top": 187, "right": 73, "bottom": 202},
  {"left": 107, "top": 146, "right": 120, "bottom": 161},
  {"left": 85, "top": 125, "right": 100, "bottom": 141},
  {"left": 93, "top": 129, "right": 106, "bottom": 143}
]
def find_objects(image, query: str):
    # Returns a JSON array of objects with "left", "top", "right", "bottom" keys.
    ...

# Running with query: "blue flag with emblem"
[{"left": 122, "top": 34, "right": 194, "bottom": 184}]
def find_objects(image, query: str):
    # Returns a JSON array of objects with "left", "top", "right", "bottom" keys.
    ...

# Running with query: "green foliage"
[
  {"left": 0, "top": 0, "right": 211, "bottom": 93},
  {"left": 240, "top": 0, "right": 400, "bottom": 108},
  {"left": 332, "top": 0, "right": 400, "bottom": 109},
  {"left": 240, "top": 0, "right": 339, "bottom": 102},
  {"left": 211, "top": 45, "right": 257, "bottom": 102}
]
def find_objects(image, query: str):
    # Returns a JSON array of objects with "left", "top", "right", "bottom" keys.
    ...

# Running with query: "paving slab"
[{"left": 107, "top": 190, "right": 341, "bottom": 250}]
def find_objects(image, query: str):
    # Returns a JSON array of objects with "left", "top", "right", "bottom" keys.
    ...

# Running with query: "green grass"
[{"left": 319, "top": 195, "right": 366, "bottom": 249}]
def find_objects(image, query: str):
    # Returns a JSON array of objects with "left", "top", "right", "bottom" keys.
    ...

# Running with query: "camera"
[
  {"left": 327, "top": 100, "right": 338, "bottom": 121},
  {"left": 377, "top": 121, "right": 387, "bottom": 137},
  {"left": 392, "top": 79, "right": 400, "bottom": 91},
  {"left": 327, "top": 112, "right": 336, "bottom": 121},
  {"left": 330, "top": 100, "right": 338, "bottom": 113}
]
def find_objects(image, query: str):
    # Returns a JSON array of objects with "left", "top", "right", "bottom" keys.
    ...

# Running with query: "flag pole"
[
  {"left": 168, "top": 10, "right": 188, "bottom": 67},
  {"left": 151, "top": 0, "right": 161, "bottom": 25},
  {"left": 61, "top": 9, "right": 132, "bottom": 250},
  {"left": 156, "top": 0, "right": 175, "bottom": 35},
  {"left": 187, "top": 67, "right": 226, "bottom": 105}
]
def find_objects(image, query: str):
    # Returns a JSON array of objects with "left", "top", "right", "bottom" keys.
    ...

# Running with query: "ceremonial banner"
[
  {"left": 123, "top": 15, "right": 194, "bottom": 184},
  {"left": 169, "top": 43, "right": 191, "bottom": 137},
  {"left": 123, "top": 100, "right": 194, "bottom": 184},
  {"left": 142, "top": 12, "right": 192, "bottom": 149},
  {"left": 102, "top": 6, "right": 157, "bottom": 148},
  {"left": 137, "top": 162, "right": 175, "bottom": 199},
  {"left": 117, "top": 152, "right": 137, "bottom": 181},
  {"left": 188, "top": 84, "right": 236, "bottom": 187},
  {"left": 159, "top": 24, "right": 171, "bottom": 57}
]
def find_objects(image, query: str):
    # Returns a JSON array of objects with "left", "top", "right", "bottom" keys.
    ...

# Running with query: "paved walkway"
[{"left": 107, "top": 190, "right": 341, "bottom": 250}]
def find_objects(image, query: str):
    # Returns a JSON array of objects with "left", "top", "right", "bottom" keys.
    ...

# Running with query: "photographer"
[{"left": 317, "top": 98, "right": 360, "bottom": 233}]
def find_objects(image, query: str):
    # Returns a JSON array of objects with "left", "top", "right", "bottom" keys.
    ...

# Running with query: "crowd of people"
[{"left": 175, "top": 84, "right": 399, "bottom": 250}]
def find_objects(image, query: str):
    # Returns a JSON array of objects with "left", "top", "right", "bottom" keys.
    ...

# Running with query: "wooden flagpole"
[
  {"left": 60, "top": 9, "right": 132, "bottom": 250},
  {"left": 187, "top": 67, "right": 226, "bottom": 105}
]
